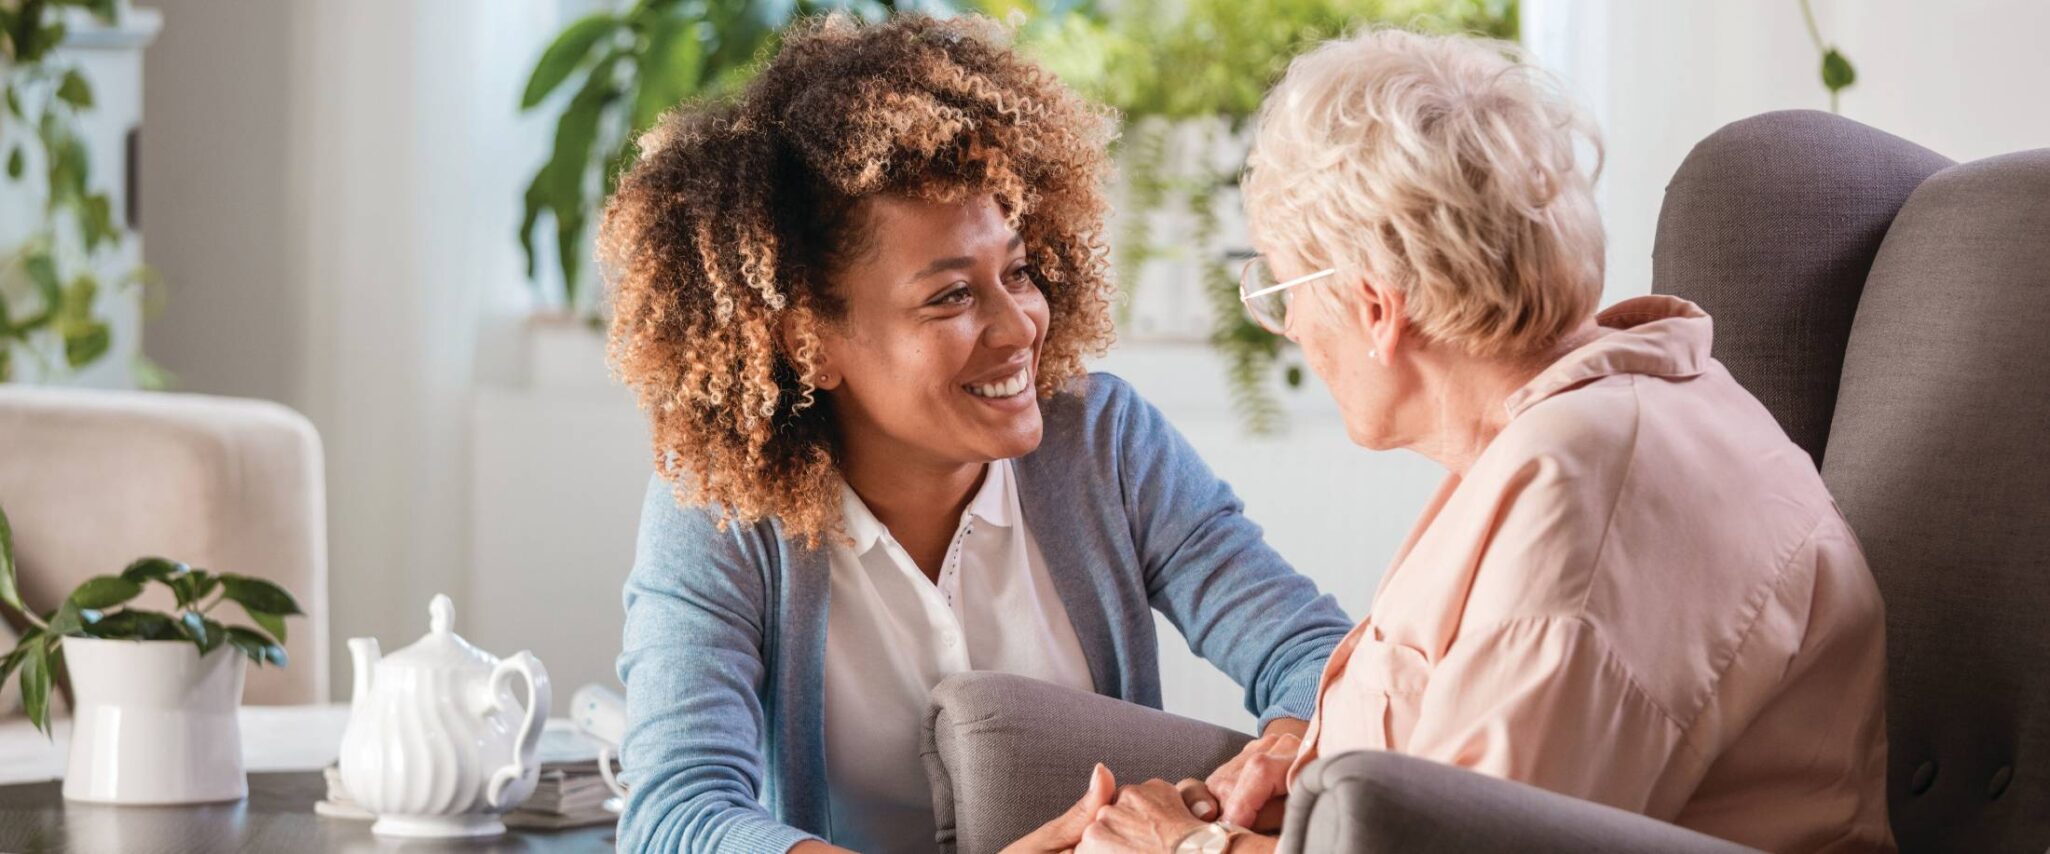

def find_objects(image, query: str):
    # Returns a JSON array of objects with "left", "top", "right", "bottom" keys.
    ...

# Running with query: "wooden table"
[
  {"left": 0, "top": 705, "right": 618, "bottom": 852},
  {"left": 0, "top": 771, "right": 616, "bottom": 853}
]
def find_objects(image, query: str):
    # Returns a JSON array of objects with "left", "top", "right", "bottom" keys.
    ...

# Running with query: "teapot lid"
[{"left": 381, "top": 594, "right": 496, "bottom": 672}]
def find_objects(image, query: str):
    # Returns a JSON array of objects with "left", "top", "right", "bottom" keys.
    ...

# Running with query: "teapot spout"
[{"left": 347, "top": 637, "right": 381, "bottom": 716}]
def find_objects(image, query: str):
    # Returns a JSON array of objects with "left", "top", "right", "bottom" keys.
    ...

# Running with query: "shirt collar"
[
  {"left": 1502, "top": 295, "right": 1714, "bottom": 418},
  {"left": 838, "top": 459, "right": 1017, "bottom": 555}
]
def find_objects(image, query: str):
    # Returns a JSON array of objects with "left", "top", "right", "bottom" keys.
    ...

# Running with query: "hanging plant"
[
  {"left": 1798, "top": 0, "right": 1855, "bottom": 113},
  {"left": 1022, "top": 0, "right": 1517, "bottom": 433},
  {"left": 0, "top": 0, "right": 160, "bottom": 385}
]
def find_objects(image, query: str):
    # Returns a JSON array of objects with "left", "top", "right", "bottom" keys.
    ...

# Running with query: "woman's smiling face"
[{"left": 815, "top": 193, "right": 1050, "bottom": 470}]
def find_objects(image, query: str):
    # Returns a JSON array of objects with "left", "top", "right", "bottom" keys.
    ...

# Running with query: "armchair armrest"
[
  {"left": 1281, "top": 751, "right": 1762, "bottom": 854},
  {"left": 923, "top": 672, "right": 1253, "bottom": 854}
]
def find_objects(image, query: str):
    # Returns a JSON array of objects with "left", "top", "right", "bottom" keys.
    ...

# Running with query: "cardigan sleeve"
[
  {"left": 615, "top": 477, "right": 822, "bottom": 854},
  {"left": 1097, "top": 374, "right": 1354, "bottom": 729}
]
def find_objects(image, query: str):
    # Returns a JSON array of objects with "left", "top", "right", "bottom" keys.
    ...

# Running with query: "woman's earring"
[{"left": 1368, "top": 349, "right": 1378, "bottom": 360}]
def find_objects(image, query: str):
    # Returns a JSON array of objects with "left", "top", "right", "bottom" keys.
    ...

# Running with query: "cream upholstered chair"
[{"left": 0, "top": 386, "right": 329, "bottom": 710}]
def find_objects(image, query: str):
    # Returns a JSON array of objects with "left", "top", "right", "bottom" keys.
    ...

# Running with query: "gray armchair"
[{"left": 922, "top": 111, "right": 2050, "bottom": 853}]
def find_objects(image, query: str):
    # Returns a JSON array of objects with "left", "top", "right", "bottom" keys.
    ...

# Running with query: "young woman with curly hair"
[{"left": 602, "top": 14, "right": 1350, "bottom": 854}]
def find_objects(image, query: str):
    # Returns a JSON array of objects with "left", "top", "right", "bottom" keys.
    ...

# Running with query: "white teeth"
[{"left": 966, "top": 368, "right": 1030, "bottom": 399}]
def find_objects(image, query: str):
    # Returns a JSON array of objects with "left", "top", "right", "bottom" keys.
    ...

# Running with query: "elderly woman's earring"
[{"left": 1368, "top": 349, "right": 1379, "bottom": 360}]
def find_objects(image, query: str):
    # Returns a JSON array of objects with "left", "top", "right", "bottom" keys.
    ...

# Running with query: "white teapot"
[{"left": 338, "top": 594, "right": 551, "bottom": 838}]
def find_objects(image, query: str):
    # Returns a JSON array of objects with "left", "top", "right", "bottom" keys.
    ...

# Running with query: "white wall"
[
  {"left": 141, "top": 0, "right": 560, "bottom": 699},
  {"left": 1527, "top": 0, "right": 2050, "bottom": 305}
]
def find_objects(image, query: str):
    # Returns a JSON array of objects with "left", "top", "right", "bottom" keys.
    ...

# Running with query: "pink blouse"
[{"left": 1288, "top": 296, "right": 1894, "bottom": 852}]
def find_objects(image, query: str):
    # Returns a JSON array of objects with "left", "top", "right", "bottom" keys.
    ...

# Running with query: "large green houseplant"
[
  {"left": 0, "top": 0, "right": 161, "bottom": 385},
  {"left": 516, "top": 0, "right": 1049, "bottom": 314},
  {"left": 0, "top": 501, "right": 301, "bottom": 737}
]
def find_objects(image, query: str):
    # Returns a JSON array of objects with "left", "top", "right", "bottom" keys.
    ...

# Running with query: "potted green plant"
[{"left": 0, "top": 500, "right": 302, "bottom": 804}]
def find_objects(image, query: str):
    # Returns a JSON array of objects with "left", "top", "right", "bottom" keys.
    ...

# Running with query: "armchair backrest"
[{"left": 1654, "top": 110, "right": 2050, "bottom": 852}]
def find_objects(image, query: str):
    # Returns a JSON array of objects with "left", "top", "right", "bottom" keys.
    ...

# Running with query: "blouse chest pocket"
[{"left": 1325, "top": 639, "right": 1433, "bottom": 753}]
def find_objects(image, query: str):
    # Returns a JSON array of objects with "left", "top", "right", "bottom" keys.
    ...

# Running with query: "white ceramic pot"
[{"left": 61, "top": 637, "right": 248, "bottom": 805}]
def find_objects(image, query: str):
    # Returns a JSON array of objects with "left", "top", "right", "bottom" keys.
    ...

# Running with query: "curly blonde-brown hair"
[{"left": 600, "top": 13, "right": 1118, "bottom": 545}]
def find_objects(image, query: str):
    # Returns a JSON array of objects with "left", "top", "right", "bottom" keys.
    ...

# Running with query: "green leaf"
[
  {"left": 168, "top": 567, "right": 211, "bottom": 609},
  {"left": 1821, "top": 48, "right": 1856, "bottom": 92},
  {"left": 0, "top": 643, "right": 27, "bottom": 699},
  {"left": 83, "top": 609, "right": 179, "bottom": 640},
  {"left": 0, "top": 502, "right": 23, "bottom": 617},
  {"left": 56, "top": 69, "right": 93, "bottom": 109},
  {"left": 69, "top": 575, "right": 142, "bottom": 609},
  {"left": 62, "top": 322, "right": 109, "bottom": 368},
  {"left": 0, "top": 346, "right": 11, "bottom": 382},
  {"left": 631, "top": 16, "right": 702, "bottom": 133},
  {"left": 219, "top": 574, "right": 302, "bottom": 616},
  {"left": 22, "top": 22, "right": 67, "bottom": 64},
  {"left": 225, "top": 626, "right": 286, "bottom": 668},
  {"left": 82, "top": 194, "right": 118, "bottom": 251},
  {"left": 5, "top": 146, "right": 20, "bottom": 179},
  {"left": 521, "top": 55, "right": 617, "bottom": 303},
  {"left": 132, "top": 354, "right": 174, "bottom": 391},
  {"left": 46, "top": 600, "right": 86, "bottom": 636},
  {"left": 120, "top": 557, "right": 187, "bottom": 586},
  {"left": 189, "top": 570, "right": 220, "bottom": 604},
  {"left": 521, "top": 13, "right": 622, "bottom": 109},
  {"left": 0, "top": 627, "right": 33, "bottom": 685},
  {"left": 3, "top": 85, "right": 20, "bottom": 119},
  {"left": 180, "top": 610, "right": 217, "bottom": 653},
  {"left": 58, "top": 136, "right": 90, "bottom": 202},
  {"left": 20, "top": 251, "right": 62, "bottom": 331},
  {"left": 21, "top": 639, "right": 53, "bottom": 737},
  {"left": 199, "top": 618, "right": 226, "bottom": 655},
  {"left": 555, "top": 210, "right": 587, "bottom": 310},
  {"left": 246, "top": 608, "right": 288, "bottom": 644}
]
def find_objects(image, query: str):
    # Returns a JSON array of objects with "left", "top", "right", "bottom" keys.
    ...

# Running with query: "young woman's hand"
[
  {"left": 1003, "top": 763, "right": 1117, "bottom": 854},
  {"left": 1203, "top": 724, "right": 1303, "bottom": 830}
]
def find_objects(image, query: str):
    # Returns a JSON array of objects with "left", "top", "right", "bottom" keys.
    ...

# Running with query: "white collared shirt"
[{"left": 822, "top": 459, "right": 1094, "bottom": 853}]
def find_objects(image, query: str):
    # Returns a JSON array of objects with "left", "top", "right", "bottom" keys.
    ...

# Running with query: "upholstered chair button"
[
  {"left": 1910, "top": 761, "right": 1938, "bottom": 794},
  {"left": 1988, "top": 765, "right": 2012, "bottom": 799}
]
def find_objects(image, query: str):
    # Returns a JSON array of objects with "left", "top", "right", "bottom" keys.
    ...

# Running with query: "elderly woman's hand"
[
  {"left": 1204, "top": 729, "right": 1300, "bottom": 830},
  {"left": 1075, "top": 779, "right": 1216, "bottom": 854},
  {"left": 1002, "top": 763, "right": 1117, "bottom": 854}
]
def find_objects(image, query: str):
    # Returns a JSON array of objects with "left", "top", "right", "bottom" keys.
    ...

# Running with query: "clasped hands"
[{"left": 1003, "top": 730, "right": 1301, "bottom": 854}]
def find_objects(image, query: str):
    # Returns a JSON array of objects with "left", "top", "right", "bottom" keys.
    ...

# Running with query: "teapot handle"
[{"left": 483, "top": 651, "right": 552, "bottom": 811}]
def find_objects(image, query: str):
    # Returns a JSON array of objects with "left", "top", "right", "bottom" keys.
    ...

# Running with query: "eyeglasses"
[{"left": 1238, "top": 256, "right": 1338, "bottom": 335}]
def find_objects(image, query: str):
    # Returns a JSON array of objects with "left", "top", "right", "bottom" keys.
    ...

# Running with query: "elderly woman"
[
  {"left": 600, "top": 15, "right": 1351, "bottom": 854},
  {"left": 1075, "top": 29, "right": 1893, "bottom": 854}
]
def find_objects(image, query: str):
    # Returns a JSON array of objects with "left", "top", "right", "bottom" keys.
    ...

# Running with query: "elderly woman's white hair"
[{"left": 1243, "top": 27, "right": 1605, "bottom": 358}]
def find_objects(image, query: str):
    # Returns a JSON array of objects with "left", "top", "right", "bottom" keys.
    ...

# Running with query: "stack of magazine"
[{"left": 315, "top": 724, "right": 621, "bottom": 830}]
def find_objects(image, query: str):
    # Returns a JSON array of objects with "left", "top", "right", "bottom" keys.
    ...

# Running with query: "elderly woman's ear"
[{"left": 1314, "top": 274, "right": 1407, "bottom": 363}]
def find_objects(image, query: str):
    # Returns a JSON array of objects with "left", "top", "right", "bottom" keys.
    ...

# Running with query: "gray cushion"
[
  {"left": 1822, "top": 149, "right": 2050, "bottom": 854},
  {"left": 1653, "top": 109, "right": 1952, "bottom": 465},
  {"left": 1281, "top": 752, "right": 1758, "bottom": 854},
  {"left": 922, "top": 672, "right": 1250, "bottom": 854}
]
